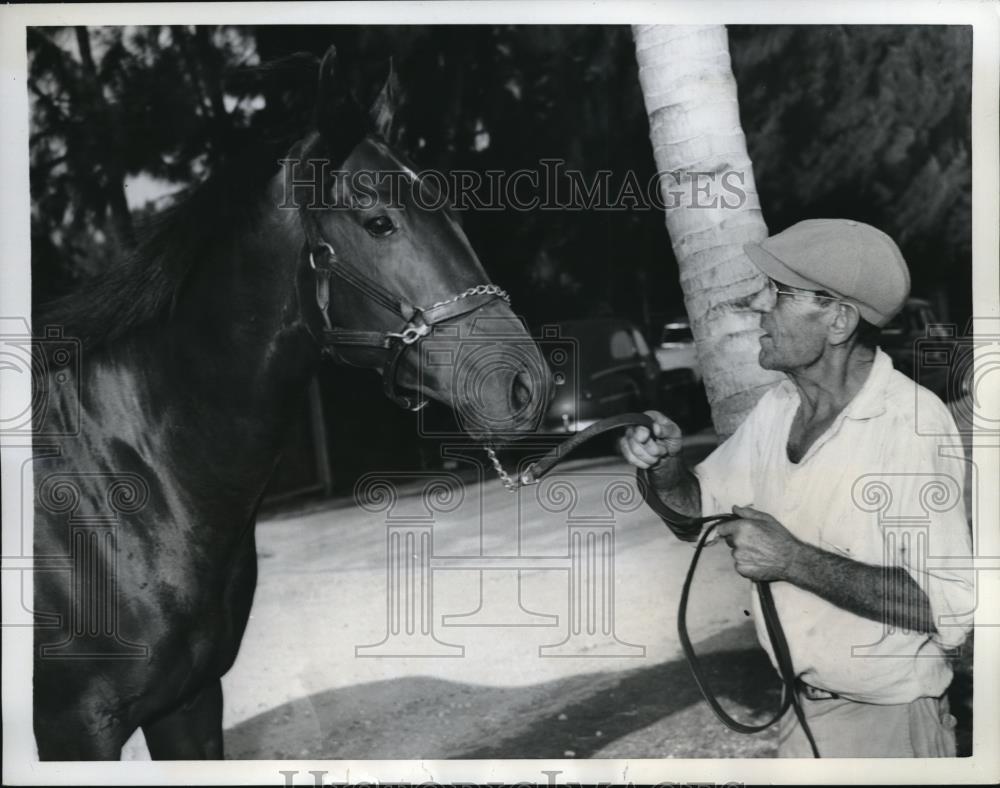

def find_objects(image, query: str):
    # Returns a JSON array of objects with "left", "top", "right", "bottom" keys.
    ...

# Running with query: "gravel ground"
[{"left": 118, "top": 423, "right": 973, "bottom": 761}]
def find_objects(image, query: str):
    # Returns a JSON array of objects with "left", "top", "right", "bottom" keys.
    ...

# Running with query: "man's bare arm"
[
  {"left": 719, "top": 507, "right": 937, "bottom": 634},
  {"left": 786, "top": 543, "right": 937, "bottom": 635},
  {"left": 646, "top": 455, "right": 702, "bottom": 519}
]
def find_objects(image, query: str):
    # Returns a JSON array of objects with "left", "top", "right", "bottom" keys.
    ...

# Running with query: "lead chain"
[
  {"left": 427, "top": 284, "right": 511, "bottom": 312},
  {"left": 484, "top": 445, "right": 521, "bottom": 492},
  {"left": 422, "top": 282, "right": 516, "bottom": 490}
]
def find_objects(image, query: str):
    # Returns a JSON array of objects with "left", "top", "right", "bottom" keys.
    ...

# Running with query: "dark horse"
[{"left": 32, "top": 48, "right": 551, "bottom": 760}]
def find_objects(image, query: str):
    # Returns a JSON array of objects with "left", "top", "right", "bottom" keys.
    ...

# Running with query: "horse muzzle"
[{"left": 437, "top": 343, "right": 552, "bottom": 439}]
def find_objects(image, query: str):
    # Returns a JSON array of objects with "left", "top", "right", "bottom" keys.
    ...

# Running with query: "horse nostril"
[{"left": 511, "top": 370, "right": 533, "bottom": 411}]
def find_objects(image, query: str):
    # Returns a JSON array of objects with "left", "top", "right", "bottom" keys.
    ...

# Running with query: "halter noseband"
[{"left": 304, "top": 235, "right": 511, "bottom": 412}]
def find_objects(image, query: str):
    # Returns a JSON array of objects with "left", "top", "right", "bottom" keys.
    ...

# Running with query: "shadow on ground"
[
  {"left": 225, "top": 622, "right": 784, "bottom": 759},
  {"left": 225, "top": 617, "right": 973, "bottom": 759}
]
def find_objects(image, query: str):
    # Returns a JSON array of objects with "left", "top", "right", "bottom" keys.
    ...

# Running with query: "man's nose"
[{"left": 748, "top": 281, "right": 775, "bottom": 314}]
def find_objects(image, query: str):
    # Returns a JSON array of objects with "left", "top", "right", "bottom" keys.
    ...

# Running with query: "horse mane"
[{"left": 34, "top": 143, "right": 286, "bottom": 351}]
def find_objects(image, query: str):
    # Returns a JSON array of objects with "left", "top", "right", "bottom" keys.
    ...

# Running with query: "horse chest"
[
  {"left": 130, "top": 512, "right": 258, "bottom": 628},
  {"left": 36, "top": 493, "right": 258, "bottom": 668}
]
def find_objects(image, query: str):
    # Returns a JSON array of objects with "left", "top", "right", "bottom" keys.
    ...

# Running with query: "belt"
[{"left": 796, "top": 678, "right": 840, "bottom": 701}]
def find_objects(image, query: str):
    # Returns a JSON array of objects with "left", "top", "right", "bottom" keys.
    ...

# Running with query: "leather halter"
[{"left": 301, "top": 214, "right": 510, "bottom": 411}]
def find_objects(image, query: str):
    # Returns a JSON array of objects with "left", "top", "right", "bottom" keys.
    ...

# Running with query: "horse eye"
[{"left": 364, "top": 215, "right": 396, "bottom": 237}]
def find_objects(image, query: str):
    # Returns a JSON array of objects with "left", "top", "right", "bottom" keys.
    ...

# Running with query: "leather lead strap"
[
  {"left": 676, "top": 516, "right": 795, "bottom": 735},
  {"left": 521, "top": 412, "right": 821, "bottom": 757},
  {"left": 757, "top": 580, "right": 821, "bottom": 757}
]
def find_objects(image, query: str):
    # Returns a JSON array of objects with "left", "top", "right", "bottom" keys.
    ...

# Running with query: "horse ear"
[
  {"left": 370, "top": 58, "right": 400, "bottom": 142},
  {"left": 315, "top": 45, "right": 367, "bottom": 163}
]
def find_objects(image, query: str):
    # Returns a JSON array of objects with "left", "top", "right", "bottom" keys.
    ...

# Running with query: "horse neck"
[{"left": 94, "top": 178, "right": 319, "bottom": 502}]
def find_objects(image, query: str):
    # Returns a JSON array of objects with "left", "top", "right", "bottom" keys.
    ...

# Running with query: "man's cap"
[{"left": 743, "top": 219, "right": 911, "bottom": 327}]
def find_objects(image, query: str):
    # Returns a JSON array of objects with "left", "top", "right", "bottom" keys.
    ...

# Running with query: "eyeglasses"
[
  {"left": 766, "top": 279, "right": 841, "bottom": 303},
  {"left": 764, "top": 280, "right": 860, "bottom": 319}
]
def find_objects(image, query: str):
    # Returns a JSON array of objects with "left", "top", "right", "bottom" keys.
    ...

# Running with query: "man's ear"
[
  {"left": 370, "top": 58, "right": 400, "bottom": 142},
  {"left": 829, "top": 301, "right": 861, "bottom": 347}
]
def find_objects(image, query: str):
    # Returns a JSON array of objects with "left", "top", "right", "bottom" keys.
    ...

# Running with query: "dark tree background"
[
  {"left": 28, "top": 24, "right": 973, "bottom": 492},
  {"left": 730, "top": 25, "right": 972, "bottom": 327},
  {"left": 29, "top": 25, "right": 972, "bottom": 325}
]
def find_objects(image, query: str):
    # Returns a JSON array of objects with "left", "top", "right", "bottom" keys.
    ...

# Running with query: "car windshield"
[
  {"left": 661, "top": 324, "right": 693, "bottom": 343},
  {"left": 551, "top": 320, "right": 645, "bottom": 373},
  {"left": 630, "top": 329, "right": 651, "bottom": 356},
  {"left": 610, "top": 329, "right": 637, "bottom": 360}
]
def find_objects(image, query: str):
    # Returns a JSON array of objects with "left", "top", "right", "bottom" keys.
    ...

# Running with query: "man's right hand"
[{"left": 619, "top": 410, "right": 683, "bottom": 469}]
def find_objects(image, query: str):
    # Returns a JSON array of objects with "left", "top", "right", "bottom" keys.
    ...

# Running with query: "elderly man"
[{"left": 622, "top": 219, "right": 973, "bottom": 757}]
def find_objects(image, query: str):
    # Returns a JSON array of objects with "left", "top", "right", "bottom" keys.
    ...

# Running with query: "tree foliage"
[
  {"left": 730, "top": 25, "right": 972, "bottom": 323},
  {"left": 29, "top": 24, "right": 972, "bottom": 328}
]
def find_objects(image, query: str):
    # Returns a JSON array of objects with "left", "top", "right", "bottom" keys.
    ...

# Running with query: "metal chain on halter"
[
  {"left": 427, "top": 284, "right": 511, "bottom": 311},
  {"left": 426, "top": 284, "right": 513, "bottom": 491},
  {"left": 484, "top": 445, "right": 522, "bottom": 492},
  {"left": 485, "top": 413, "right": 661, "bottom": 494},
  {"left": 384, "top": 286, "right": 512, "bottom": 347}
]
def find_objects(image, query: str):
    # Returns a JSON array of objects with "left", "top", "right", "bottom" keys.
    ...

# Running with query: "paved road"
[
  {"left": 112, "top": 403, "right": 976, "bottom": 762},
  {"left": 119, "top": 433, "right": 975, "bottom": 761},
  {"left": 166, "top": 443, "right": 780, "bottom": 761},
  {"left": 121, "top": 447, "right": 779, "bottom": 761}
]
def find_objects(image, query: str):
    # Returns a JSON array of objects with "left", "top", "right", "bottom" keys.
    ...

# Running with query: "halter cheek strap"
[{"left": 304, "top": 238, "right": 511, "bottom": 411}]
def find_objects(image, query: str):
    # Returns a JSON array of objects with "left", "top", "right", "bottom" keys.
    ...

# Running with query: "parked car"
[
  {"left": 654, "top": 317, "right": 702, "bottom": 381},
  {"left": 879, "top": 297, "right": 970, "bottom": 402},
  {"left": 539, "top": 318, "right": 706, "bottom": 435}
]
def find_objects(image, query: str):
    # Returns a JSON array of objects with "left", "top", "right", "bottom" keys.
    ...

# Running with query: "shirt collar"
[
  {"left": 842, "top": 347, "right": 892, "bottom": 420},
  {"left": 775, "top": 347, "right": 891, "bottom": 421}
]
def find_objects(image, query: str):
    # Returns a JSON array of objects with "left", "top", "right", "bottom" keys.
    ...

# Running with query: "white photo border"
[{"left": 2, "top": 1, "right": 997, "bottom": 785}]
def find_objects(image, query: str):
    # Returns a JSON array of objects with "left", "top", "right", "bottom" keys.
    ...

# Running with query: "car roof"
[{"left": 544, "top": 319, "right": 649, "bottom": 367}]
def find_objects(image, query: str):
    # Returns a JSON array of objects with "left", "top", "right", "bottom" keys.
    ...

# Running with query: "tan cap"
[{"left": 744, "top": 219, "right": 911, "bottom": 327}]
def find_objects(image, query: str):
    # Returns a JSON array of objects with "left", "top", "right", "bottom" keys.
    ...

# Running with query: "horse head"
[{"left": 287, "top": 47, "right": 553, "bottom": 440}]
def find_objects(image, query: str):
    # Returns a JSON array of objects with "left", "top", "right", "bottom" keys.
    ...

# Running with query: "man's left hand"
[{"left": 715, "top": 506, "right": 804, "bottom": 582}]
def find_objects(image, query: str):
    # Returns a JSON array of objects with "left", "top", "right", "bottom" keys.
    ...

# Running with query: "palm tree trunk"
[{"left": 632, "top": 24, "right": 780, "bottom": 437}]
